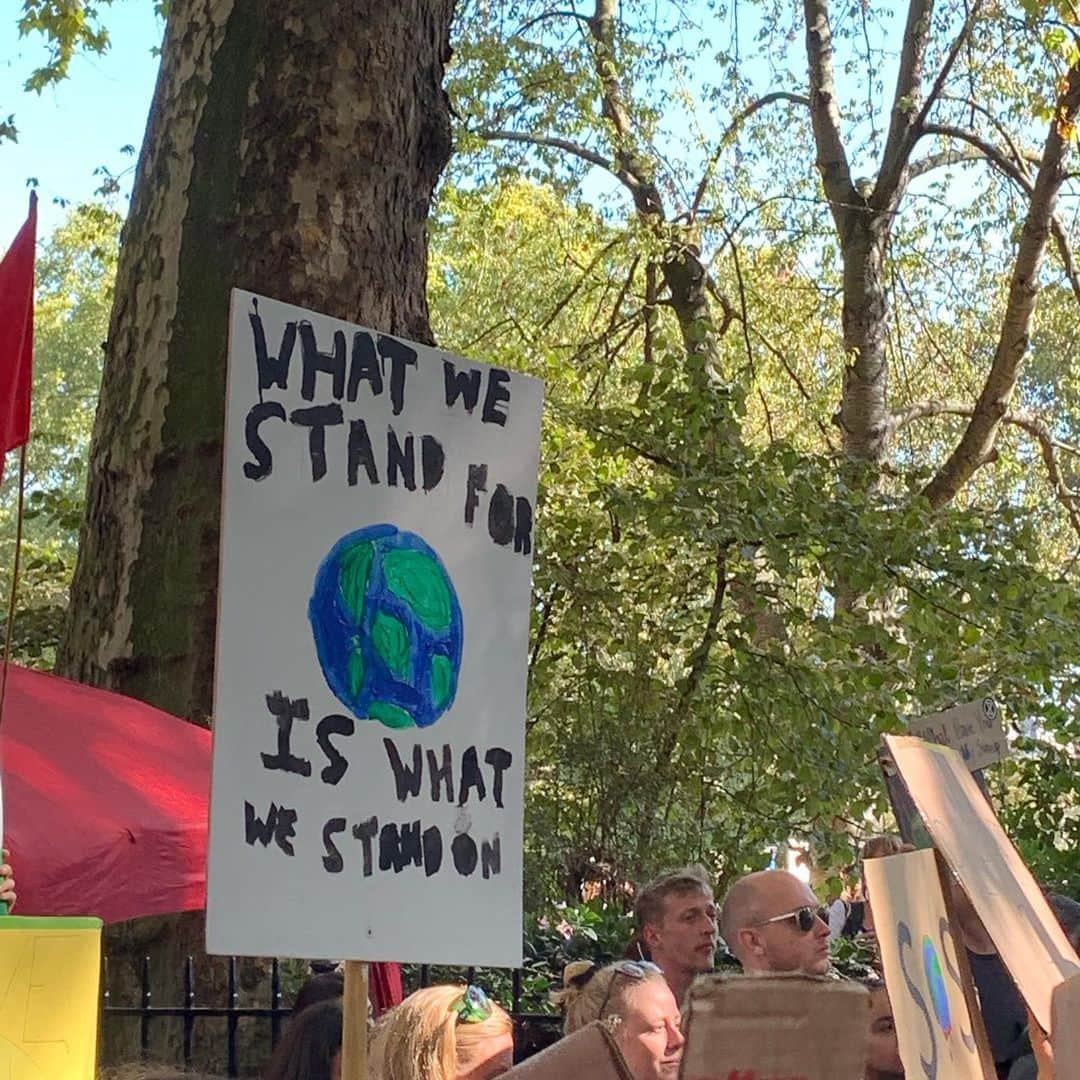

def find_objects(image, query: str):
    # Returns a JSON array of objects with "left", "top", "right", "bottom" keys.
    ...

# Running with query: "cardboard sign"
[
  {"left": 908, "top": 698, "right": 1007, "bottom": 772},
  {"left": 884, "top": 735, "right": 1080, "bottom": 1032},
  {"left": 0, "top": 916, "right": 102, "bottom": 1078},
  {"left": 679, "top": 974, "right": 869, "bottom": 1080},
  {"left": 864, "top": 849, "right": 994, "bottom": 1080},
  {"left": 208, "top": 290, "right": 544, "bottom": 966},
  {"left": 504, "top": 1022, "right": 633, "bottom": 1080},
  {"left": 1051, "top": 974, "right": 1080, "bottom": 1080}
]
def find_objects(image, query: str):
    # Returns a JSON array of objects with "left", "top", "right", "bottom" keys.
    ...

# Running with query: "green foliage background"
[{"left": 3, "top": 0, "right": 1079, "bottom": 928}]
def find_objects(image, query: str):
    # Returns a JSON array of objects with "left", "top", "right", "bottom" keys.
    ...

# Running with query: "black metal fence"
[{"left": 102, "top": 958, "right": 562, "bottom": 1077}]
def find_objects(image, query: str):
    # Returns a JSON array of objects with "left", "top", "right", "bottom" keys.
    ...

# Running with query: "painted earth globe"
[{"left": 309, "top": 524, "right": 463, "bottom": 729}]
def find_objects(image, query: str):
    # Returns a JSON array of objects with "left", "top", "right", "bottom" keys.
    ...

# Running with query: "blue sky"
[{"left": 0, "top": 5, "right": 163, "bottom": 243}]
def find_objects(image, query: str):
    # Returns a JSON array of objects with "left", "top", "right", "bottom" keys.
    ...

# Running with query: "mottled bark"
[
  {"left": 59, "top": 0, "right": 454, "bottom": 718},
  {"left": 57, "top": 0, "right": 455, "bottom": 1067},
  {"left": 803, "top": 0, "right": 980, "bottom": 468}
]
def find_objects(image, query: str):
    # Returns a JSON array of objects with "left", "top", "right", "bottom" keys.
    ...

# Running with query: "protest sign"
[
  {"left": 1051, "top": 974, "right": 1080, "bottom": 1080},
  {"left": 504, "top": 1023, "right": 633, "bottom": 1080},
  {"left": 207, "top": 290, "right": 543, "bottom": 967},
  {"left": 864, "top": 848, "right": 994, "bottom": 1080},
  {"left": 0, "top": 916, "right": 102, "bottom": 1078},
  {"left": 908, "top": 698, "right": 1007, "bottom": 772},
  {"left": 679, "top": 974, "right": 869, "bottom": 1080},
  {"left": 884, "top": 734, "right": 1080, "bottom": 1032}
]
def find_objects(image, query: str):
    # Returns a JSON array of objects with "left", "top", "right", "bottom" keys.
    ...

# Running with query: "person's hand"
[
  {"left": 0, "top": 849, "right": 16, "bottom": 911},
  {"left": 1027, "top": 1007, "right": 1054, "bottom": 1080}
]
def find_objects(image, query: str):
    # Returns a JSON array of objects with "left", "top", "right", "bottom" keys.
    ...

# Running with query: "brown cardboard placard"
[
  {"left": 908, "top": 698, "right": 1007, "bottom": 772},
  {"left": 1050, "top": 973, "right": 1080, "bottom": 1080},
  {"left": 884, "top": 734, "right": 1080, "bottom": 1033},
  {"left": 864, "top": 848, "right": 994, "bottom": 1079},
  {"left": 679, "top": 974, "right": 869, "bottom": 1080},
  {"left": 503, "top": 1021, "right": 633, "bottom": 1080}
]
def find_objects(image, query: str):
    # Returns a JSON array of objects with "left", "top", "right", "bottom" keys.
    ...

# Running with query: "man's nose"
[{"left": 668, "top": 1021, "right": 685, "bottom": 1050}]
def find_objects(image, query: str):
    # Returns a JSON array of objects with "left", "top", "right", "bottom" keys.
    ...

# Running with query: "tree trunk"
[
  {"left": 838, "top": 214, "right": 890, "bottom": 465},
  {"left": 57, "top": 0, "right": 455, "bottom": 1068}
]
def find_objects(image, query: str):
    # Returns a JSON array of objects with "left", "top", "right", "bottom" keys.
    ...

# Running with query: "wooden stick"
[
  {"left": 935, "top": 848, "right": 997, "bottom": 1080},
  {"left": 341, "top": 960, "right": 369, "bottom": 1079}
]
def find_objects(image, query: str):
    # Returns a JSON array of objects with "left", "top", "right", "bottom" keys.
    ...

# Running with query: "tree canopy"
[{"left": 4, "top": 0, "right": 1079, "bottom": 909}]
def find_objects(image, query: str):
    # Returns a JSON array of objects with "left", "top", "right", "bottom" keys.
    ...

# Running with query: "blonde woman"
[
  {"left": 553, "top": 961, "right": 683, "bottom": 1080},
  {"left": 370, "top": 984, "right": 514, "bottom": 1080}
]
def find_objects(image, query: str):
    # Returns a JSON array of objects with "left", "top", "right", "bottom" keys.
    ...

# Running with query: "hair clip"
[{"left": 451, "top": 984, "right": 493, "bottom": 1024}]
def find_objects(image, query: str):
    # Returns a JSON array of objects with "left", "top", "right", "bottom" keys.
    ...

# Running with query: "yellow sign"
[{"left": 0, "top": 916, "right": 102, "bottom": 1078}]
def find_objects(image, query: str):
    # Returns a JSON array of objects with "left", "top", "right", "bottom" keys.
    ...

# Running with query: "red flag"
[{"left": 0, "top": 192, "right": 37, "bottom": 485}]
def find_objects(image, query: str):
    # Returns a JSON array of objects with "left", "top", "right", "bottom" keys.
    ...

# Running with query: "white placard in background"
[
  {"left": 207, "top": 290, "right": 543, "bottom": 966},
  {"left": 908, "top": 698, "right": 1007, "bottom": 772}
]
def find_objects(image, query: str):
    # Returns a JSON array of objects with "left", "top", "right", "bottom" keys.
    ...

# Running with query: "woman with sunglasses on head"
[
  {"left": 552, "top": 960, "right": 684, "bottom": 1080},
  {"left": 369, "top": 984, "right": 514, "bottom": 1080}
]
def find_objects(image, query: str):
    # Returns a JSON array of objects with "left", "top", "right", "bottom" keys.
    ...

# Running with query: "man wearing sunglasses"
[{"left": 719, "top": 870, "right": 832, "bottom": 975}]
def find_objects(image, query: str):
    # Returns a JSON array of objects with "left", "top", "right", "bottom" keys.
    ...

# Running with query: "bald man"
[{"left": 719, "top": 870, "right": 831, "bottom": 975}]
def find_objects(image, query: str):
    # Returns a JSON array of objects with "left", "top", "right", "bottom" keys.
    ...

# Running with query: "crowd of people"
[
  {"left": 5, "top": 843, "right": 1074, "bottom": 1078},
  {"left": 253, "top": 843, "right": 1074, "bottom": 1079}
]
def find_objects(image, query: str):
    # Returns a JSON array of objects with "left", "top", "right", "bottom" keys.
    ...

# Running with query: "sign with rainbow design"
[
  {"left": 207, "top": 291, "right": 543, "bottom": 966},
  {"left": 865, "top": 848, "right": 993, "bottom": 1080}
]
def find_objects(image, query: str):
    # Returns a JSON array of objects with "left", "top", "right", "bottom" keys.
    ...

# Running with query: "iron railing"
[{"left": 102, "top": 958, "right": 562, "bottom": 1076}]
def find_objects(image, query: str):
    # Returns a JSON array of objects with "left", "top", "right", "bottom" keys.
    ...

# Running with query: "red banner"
[{"left": 0, "top": 193, "right": 37, "bottom": 484}]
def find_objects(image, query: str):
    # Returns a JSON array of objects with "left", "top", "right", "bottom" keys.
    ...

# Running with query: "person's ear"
[
  {"left": 738, "top": 927, "right": 765, "bottom": 960},
  {"left": 643, "top": 923, "right": 662, "bottom": 951}
]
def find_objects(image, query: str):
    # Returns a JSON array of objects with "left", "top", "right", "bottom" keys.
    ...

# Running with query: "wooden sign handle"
[
  {"left": 341, "top": 960, "right": 369, "bottom": 1079},
  {"left": 934, "top": 849, "right": 997, "bottom": 1080}
]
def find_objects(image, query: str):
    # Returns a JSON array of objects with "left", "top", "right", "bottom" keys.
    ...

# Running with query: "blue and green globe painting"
[
  {"left": 922, "top": 934, "right": 952, "bottom": 1039},
  {"left": 309, "top": 525, "right": 464, "bottom": 729}
]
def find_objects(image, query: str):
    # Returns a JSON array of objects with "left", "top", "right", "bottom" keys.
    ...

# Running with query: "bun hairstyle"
[
  {"left": 552, "top": 961, "right": 665, "bottom": 1036},
  {"left": 369, "top": 984, "right": 512, "bottom": 1080}
]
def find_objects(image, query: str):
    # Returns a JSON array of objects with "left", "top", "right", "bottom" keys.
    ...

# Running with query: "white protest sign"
[
  {"left": 908, "top": 698, "right": 1007, "bottom": 772},
  {"left": 207, "top": 290, "right": 543, "bottom": 967},
  {"left": 864, "top": 849, "right": 993, "bottom": 1080}
]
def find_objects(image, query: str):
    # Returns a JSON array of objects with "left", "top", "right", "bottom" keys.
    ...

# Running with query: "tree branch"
[
  {"left": 475, "top": 127, "right": 616, "bottom": 173},
  {"left": 690, "top": 92, "right": 811, "bottom": 220},
  {"left": 919, "top": 57, "right": 1080, "bottom": 510},
  {"left": 921, "top": 60, "right": 1080, "bottom": 509},
  {"left": 873, "top": 0, "right": 985, "bottom": 210},
  {"left": 919, "top": 124, "right": 1080, "bottom": 305},
  {"left": 907, "top": 146, "right": 987, "bottom": 179},
  {"left": 803, "top": 0, "right": 857, "bottom": 233},
  {"left": 654, "top": 545, "right": 730, "bottom": 768},
  {"left": 920, "top": 123, "right": 1028, "bottom": 185},
  {"left": 941, "top": 93, "right": 1031, "bottom": 177},
  {"left": 906, "top": 3, "right": 985, "bottom": 149},
  {"left": 587, "top": 0, "right": 663, "bottom": 216},
  {"left": 515, "top": 8, "right": 593, "bottom": 36},
  {"left": 874, "top": 0, "right": 934, "bottom": 208},
  {"left": 893, "top": 401, "right": 1080, "bottom": 538}
]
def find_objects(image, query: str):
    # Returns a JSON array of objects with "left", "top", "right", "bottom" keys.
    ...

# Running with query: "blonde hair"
[
  {"left": 551, "top": 961, "right": 667, "bottom": 1036},
  {"left": 634, "top": 866, "right": 712, "bottom": 933},
  {"left": 369, "top": 984, "right": 512, "bottom": 1080}
]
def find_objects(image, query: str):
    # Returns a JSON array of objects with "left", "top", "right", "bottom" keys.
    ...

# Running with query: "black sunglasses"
[{"left": 754, "top": 905, "right": 820, "bottom": 933}]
